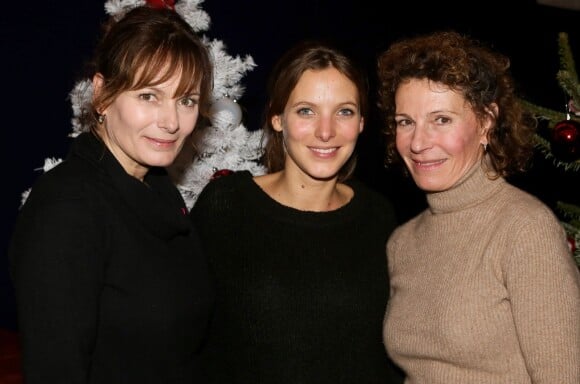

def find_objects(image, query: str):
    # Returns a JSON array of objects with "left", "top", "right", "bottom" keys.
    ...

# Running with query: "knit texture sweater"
[
  {"left": 191, "top": 170, "right": 404, "bottom": 384},
  {"left": 9, "top": 132, "right": 214, "bottom": 384},
  {"left": 383, "top": 163, "right": 580, "bottom": 383}
]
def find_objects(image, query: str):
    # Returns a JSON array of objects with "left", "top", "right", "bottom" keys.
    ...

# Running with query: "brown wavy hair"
[
  {"left": 261, "top": 40, "right": 368, "bottom": 182},
  {"left": 376, "top": 31, "right": 536, "bottom": 178}
]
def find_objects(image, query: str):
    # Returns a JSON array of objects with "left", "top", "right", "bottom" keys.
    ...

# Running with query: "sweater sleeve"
[
  {"left": 9, "top": 196, "right": 105, "bottom": 384},
  {"left": 505, "top": 206, "right": 580, "bottom": 383}
]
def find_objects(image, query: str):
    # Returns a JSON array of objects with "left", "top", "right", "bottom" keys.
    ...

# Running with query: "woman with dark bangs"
[{"left": 9, "top": 6, "right": 214, "bottom": 384}]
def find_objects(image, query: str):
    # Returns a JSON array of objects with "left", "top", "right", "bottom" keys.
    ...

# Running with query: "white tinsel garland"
[{"left": 23, "top": 0, "right": 267, "bottom": 210}]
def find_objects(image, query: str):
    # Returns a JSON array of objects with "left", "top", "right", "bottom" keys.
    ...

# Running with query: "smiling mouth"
[
  {"left": 147, "top": 137, "right": 177, "bottom": 149},
  {"left": 310, "top": 147, "right": 338, "bottom": 154},
  {"left": 149, "top": 138, "right": 175, "bottom": 143},
  {"left": 413, "top": 159, "right": 446, "bottom": 167}
]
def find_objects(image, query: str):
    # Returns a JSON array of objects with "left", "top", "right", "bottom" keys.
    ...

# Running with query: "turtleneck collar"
[{"left": 426, "top": 160, "right": 505, "bottom": 214}]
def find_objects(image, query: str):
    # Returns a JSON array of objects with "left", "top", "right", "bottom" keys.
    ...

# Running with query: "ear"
[
  {"left": 92, "top": 73, "right": 105, "bottom": 113},
  {"left": 359, "top": 116, "right": 364, "bottom": 134},
  {"left": 271, "top": 114, "right": 283, "bottom": 132},
  {"left": 480, "top": 103, "right": 498, "bottom": 145}
]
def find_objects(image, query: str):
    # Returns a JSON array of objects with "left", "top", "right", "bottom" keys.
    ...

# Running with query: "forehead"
[
  {"left": 297, "top": 67, "right": 351, "bottom": 84},
  {"left": 291, "top": 68, "right": 358, "bottom": 98},
  {"left": 396, "top": 78, "right": 467, "bottom": 110}
]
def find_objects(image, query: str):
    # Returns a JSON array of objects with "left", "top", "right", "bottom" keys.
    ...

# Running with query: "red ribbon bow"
[{"left": 146, "top": 0, "right": 175, "bottom": 10}]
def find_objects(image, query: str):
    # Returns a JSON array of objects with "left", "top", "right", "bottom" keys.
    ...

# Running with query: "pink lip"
[
  {"left": 146, "top": 137, "right": 177, "bottom": 149},
  {"left": 309, "top": 146, "right": 339, "bottom": 158},
  {"left": 412, "top": 158, "right": 446, "bottom": 170}
]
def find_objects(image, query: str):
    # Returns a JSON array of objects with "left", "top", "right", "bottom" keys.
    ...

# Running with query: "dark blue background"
[{"left": 2, "top": 0, "right": 579, "bottom": 329}]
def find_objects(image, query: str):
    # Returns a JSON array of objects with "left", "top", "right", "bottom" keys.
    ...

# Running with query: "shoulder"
[
  {"left": 197, "top": 170, "right": 252, "bottom": 199},
  {"left": 192, "top": 170, "right": 253, "bottom": 215},
  {"left": 348, "top": 177, "right": 394, "bottom": 210},
  {"left": 347, "top": 177, "right": 398, "bottom": 226},
  {"left": 502, "top": 184, "right": 566, "bottom": 240},
  {"left": 23, "top": 156, "right": 101, "bottom": 208},
  {"left": 499, "top": 183, "right": 561, "bottom": 227},
  {"left": 495, "top": 185, "right": 577, "bottom": 278},
  {"left": 19, "top": 144, "right": 126, "bottom": 229},
  {"left": 12, "top": 159, "right": 107, "bottom": 253}
]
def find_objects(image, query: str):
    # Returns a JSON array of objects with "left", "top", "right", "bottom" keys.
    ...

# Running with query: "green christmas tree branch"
[
  {"left": 521, "top": 100, "right": 568, "bottom": 122},
  {"left": 521, "top": 32, "right": 580, "bottom": 171},
  {"left": 557, "top": 32, "right": 580, "bottom": 102},
  {"left": 521, "top": 32, "right": 580, "bottom": 266},
  {"left": 557, "top": 201, "right": 580, "bottom": 223}
]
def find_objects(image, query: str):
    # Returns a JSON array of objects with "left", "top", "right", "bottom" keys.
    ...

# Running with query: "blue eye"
[
  {"left": 338, "top": 108, "right": 355, "bottom": 116},
  {"left": 297, "top": 107, "right": 313, "bottom": 115}
]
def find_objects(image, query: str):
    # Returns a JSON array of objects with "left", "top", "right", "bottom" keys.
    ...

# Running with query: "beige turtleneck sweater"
[{"left": 383, "top": 163, "right": 580, "bottom": 383}]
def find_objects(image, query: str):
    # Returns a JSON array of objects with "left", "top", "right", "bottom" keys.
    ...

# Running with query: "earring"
[
  {"left": 482, "top": 143, "right": 488, "bottom": 152},
  {"left": 97, "top": 114, "right": 106, "bottom": 124}
]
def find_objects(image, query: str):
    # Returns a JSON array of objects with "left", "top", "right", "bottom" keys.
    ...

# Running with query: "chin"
[
  {"left": 147, "top": 156, "right": 176, "bottom": 168},
  {"left": 310, "top": 173, "right": 340, "bottom": 182}
]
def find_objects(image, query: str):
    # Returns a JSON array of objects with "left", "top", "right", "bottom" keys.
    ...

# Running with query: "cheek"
[
  {"left": 285, "top": 120, "right": 312, "bottom": 141},
  {"left": 115, "top": 105, "right": 150, "bottom": 130},
  {"left": 179, "top": 110, "right": 199, "bottom": 134},
  {"left": 447, "top": 133, "right": 481, "bottom": 158},
  {"left": 341, "top": 121, "right": 362, "bottom": 141},
  {"left": 442, "top": 136, "right": 469, "bottom": 155},
  {"left": 395, "top": 131, "right": 411, "bottom": 154},
  {"left": 446, "top": 120, "right": 484, "bottom": 155}
]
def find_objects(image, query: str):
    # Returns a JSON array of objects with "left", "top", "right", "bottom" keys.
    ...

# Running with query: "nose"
[
  {"left": 158, "top": 103, "right": 179, "bottom": 134},
  {"left": 315, "top": 115, "right": 336, "bottom": 142},
  {"left": 410, "top": 123, "right": 431, "bottom": 153}
]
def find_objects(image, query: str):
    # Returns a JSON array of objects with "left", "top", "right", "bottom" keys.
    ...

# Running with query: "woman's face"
[
  {"left": 93, "top": 70, "right": 200, "bottom": 180},
  {"left": 394, "top": 78, "right": 489, "bottom": 192},
  {"left": 272, "top": 67, "right": 363, "bottom": 182}
]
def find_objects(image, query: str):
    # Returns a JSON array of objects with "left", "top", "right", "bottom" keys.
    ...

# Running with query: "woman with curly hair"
[{"left": 377, "top": 30, "right": 580, "bottom": 383}]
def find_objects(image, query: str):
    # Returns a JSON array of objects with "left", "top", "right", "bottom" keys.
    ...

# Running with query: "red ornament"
[
  {"left": 146, "top": 0, "right": 175, "bottom": 10},
  {"left": 211, "top": 169, "right": 234, "bottom": 180},
  {"left": 567, "top": 236, "right": 576, "bottom": 254},
  {"left": 551, "top": 119, "right": 580, "bottom": 162}
]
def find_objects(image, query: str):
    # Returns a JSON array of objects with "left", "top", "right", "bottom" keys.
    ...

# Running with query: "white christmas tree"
[{"left": 22, "top": 0, "right": 267, "bottom": 209}]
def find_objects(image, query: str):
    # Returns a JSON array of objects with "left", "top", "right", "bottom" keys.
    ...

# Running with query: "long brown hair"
[{"left": 261, "top": 40, "right": 368, "bottom": 182}]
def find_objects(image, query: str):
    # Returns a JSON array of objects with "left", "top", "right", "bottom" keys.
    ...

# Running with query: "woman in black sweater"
[
  {"left": 192, "top": 41, "right": 404, "bottom": 383},
  {"left": 9, "top": 6, "right": 214, "bottom": 383}
]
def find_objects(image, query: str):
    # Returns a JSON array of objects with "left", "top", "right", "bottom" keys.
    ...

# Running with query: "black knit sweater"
[
  {"left": 191, "top": 170, "right": 404, "bottom": 383},
  {"left": 9, "top": 132, "right": 214, "bottom": 384}
]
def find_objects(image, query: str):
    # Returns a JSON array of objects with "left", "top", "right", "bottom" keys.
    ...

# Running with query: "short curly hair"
[{"left": 376, "top": 31, "right": 536, "bottom": 178}]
